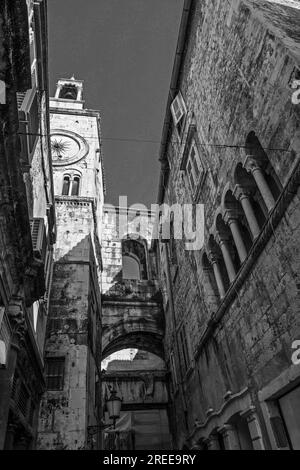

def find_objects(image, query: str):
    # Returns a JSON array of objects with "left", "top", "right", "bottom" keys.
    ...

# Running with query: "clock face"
[{"left": 50, "top": 130, "right": 89, "bottom": 166}]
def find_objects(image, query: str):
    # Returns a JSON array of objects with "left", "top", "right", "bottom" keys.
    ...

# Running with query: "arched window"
[
  {"left": 245, "top": 131, "right": 282, "bottom": 208},
  {"left": 62, "top": 174, "right": 81, "bottom": 196},
  {"left": 62, "top": 175, "right": 70, "bottom": 195},
  {"left": 122, "top": 237, "right": 148, "bottom": 280},
  {"left": 71, "top": 176, "right": 80, "bottom": 196},
  {"left": 59, "top": 84, "right": 77, "bottom": 100},
  {"left": 122, "top": 255, "right": 141, "bottom": 280}
]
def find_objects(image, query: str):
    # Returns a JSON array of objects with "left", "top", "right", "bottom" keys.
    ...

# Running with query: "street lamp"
[
  {"left": 106, "top": 389, "right": 122, "bottom": 429},
  {"left": 87, "top": 387, "right": 122, "bottom": 448}
]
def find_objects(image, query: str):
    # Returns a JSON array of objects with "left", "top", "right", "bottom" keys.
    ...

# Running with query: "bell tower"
[
  {"left": 37, "top": 78, "right": 104, "bottom": 450},
  {"left": 54, "top": 76, "right": 84, "bottom": 104}
]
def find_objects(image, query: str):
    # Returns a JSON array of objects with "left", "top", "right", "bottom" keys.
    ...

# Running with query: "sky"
[{"left": 48, "top": 0, "right": 184, "bottom": 207}]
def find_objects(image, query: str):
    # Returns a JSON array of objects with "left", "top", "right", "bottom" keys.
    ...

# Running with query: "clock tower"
[{"left": 37, "top": 78, "right": 104, "bottom": 450}]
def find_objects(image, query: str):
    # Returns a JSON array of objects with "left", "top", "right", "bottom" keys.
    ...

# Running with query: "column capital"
[
  {"left": 215, "top": 232, "right": 231, "bottom": 246},
  {"left": 244, "top": 155, "right": 261, "bottom": 173},
  {"left": 217, "top": 423, "right": 235, "bottom": 436},
  {"left": 208, "top": 249, "right": 221, "bottom": 264},
  {"left": 233, "top": 184, "right": 251, "bottom": 201},
  {"left": 223, "top": 209, "right": 239, "bottom": 225}
]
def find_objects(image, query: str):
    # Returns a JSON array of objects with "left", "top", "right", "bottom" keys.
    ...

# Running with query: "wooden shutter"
[{"left": 30, "top": 218, "right": 47, "bottom": 263}]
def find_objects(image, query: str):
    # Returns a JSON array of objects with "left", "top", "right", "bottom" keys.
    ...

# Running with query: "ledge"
[{"left": 195, "top": 157, "right": 300, "bottom": 360}]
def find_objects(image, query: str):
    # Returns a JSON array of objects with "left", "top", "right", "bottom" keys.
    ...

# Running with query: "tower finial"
[{"left": 70, "top": 75, "right": 76, "bottom": 80}]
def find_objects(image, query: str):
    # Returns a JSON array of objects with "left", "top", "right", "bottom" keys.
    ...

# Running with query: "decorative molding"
[
  {"left": 188, "top": 387, "right": 251, "bottom": 444},
  {"left": 50, "top": 129, "right": 89, "bottom": 167}
]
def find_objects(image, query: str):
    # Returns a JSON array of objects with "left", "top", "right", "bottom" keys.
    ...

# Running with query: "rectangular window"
[
  {"left": 186, "top": 140, "right": 203, "bottom": 195},
  {"left": 170, "top": 92, "right": 187, "bottom": 137},
  {"left": 45, "top": 357, "right": 65, "bottom": 390}
]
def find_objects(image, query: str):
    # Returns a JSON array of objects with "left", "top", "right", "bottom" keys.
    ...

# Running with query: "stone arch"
[
  {"left": 245, "top": 131, "right": 282, "bottom": 202},
  {"left": 102, "top": 331, "right": 164, "bottom": 360},
  {"left": 221, "top": 182, "right": 235, "bottom": 211}
]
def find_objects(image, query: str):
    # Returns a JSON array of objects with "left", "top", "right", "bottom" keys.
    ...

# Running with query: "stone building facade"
[
  {"left": 156, "top": 0, "right": 300, "bottom": 450},
  {"left": 0, "top": 0, "right": 56, "bottom": 449},
  {"left": 37, "top": 78, "right": 104, "bottom": 449},
  {"left": 102, "top": 352, "right": 171, "bottom": 450},
  {"left": 100, "top": 205, "right": 171, "bottom": 449},
  {"left": 0, "top": 0, "right": 299, "bottom": 452}
]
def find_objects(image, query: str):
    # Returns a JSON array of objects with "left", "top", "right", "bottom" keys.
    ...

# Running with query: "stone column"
[
  {"left": 234, "top": 185, "right": 261, "bottom": 240},
  {"left": 216, "top": 234, "right": 236, "bottom": 283},
  {"left": 218, "top": 424, "right": 240, "bottom": 450},
  {"left": 208, "top": 251, "right": 226, "bottom": 299},
  {"left": 244, "top": 157, "right": 275, "bottom": 212},
  {"left": 240, "top": 407, "right": 265, "bottom": 450},
  {"left": 224, "top": 211, "right": 248, "bottom": 263}
]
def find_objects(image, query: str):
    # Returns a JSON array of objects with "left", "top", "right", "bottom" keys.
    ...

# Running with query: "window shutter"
[
  {"left": 171, "top": 92, "right": 186, "bottom": 126},
  {"left": 30, "top": 218, "right": 47, "bottom": 263},
  {"left": 17, "top": 92, "right": 26, "bottom": 109},
  {"left": 27, "top": 91, "right": 39, "bottom": 153},
  {"left": 17, "top": 383, "right": 30, "bottom": 417},
  {"left": 17, "top": 88, "right": 39, "bottom": 165}
]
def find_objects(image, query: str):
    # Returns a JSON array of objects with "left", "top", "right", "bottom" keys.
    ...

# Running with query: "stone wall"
[{"left": 37, "top": 198, "right": 102, "bottom": 449}]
